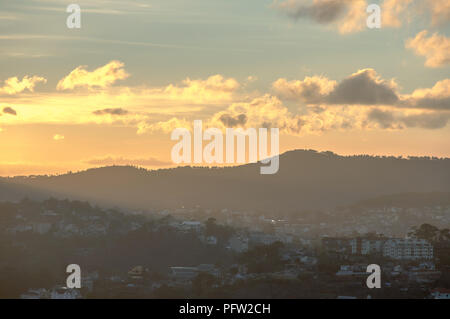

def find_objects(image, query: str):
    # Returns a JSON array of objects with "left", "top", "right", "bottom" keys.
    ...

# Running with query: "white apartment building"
[{"left": 383, "top": 239, "right": 433, "bottom": 260}]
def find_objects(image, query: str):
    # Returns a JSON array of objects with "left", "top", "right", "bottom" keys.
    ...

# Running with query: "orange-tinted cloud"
[
  {"left": 406, "top": 31, "right": 450, "bottom": 68},
  {"left": 273, "top": 69, "right": 399, "bottom": 105},
  {"left": 210, "top": 94, "right": 298, "bottom": 131},
  {"left": 381, "top": 0, "right": 413, "bottom": 27},
  {"left": 162, "top": 74, "right": 240, "bottom": 103},
  {"left": 274, "top": 0, "right": 448, "bottom": 32},
  {"left": 272, "top": 76, "right": 336, "bottom": 104},
  {"left": 92, "top": 108, "right": 129, "bottom": 116},
  {"left": 53, "top": 134, "right": 65, "bottom": 141},
  {"left": 56, "top": 60, "right": 129, "bottom": 90},
  {"left": 0, "top": 75, "right": 46, "bottom": 95},
  {"left": 368, "top": 108, "right": 450, "bottom": 130},
  {"left": 137, "top": 117, "right": 192, "bottom": 134},
  {"left": 428, "top": 0, "right": 450, "bottom": 26},
  {"left": 404, "top": 79, "right": 450, "bottom": 110}
]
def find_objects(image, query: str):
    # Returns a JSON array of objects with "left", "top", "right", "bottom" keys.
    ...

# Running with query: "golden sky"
[{"left": 0, "top": 0, "right": 449, "bottom": 176}]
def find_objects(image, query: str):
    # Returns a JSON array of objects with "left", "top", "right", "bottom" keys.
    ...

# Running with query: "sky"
[{"left": 0, "top": 0, "right": 449, "bottom": 176}]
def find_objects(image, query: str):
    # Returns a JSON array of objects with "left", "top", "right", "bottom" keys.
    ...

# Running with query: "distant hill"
[
  {"left": 0, "top": 179, "right": 49, "bottom": 202},
  {"left": 1, "top": 150, "right": 450, "bottom": 213}
]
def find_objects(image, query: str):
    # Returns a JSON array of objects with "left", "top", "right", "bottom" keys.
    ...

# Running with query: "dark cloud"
[
  {"left": 92, "top": 108, "right": 129, "bottom": 116},
  {"left": 273, "top": 69, "right": 400, "bottom": 107},
  {"left": 276, "top": 0, "right": 348, "bottom": 24},
  {"left": 367, "top": 109, "right": 397, "bottom": 129},
  {"left": 368, "top": 109, "right": 450, "bottom": 130},
  {"left": 85, "top": 156, "right": 172, "bottom": 167},
  {"left": 403, "top": 96, "right": 450, "bottom": 111},
  {"left": 219, "top": 113, "right": 247, "bottom": 127},
  {"left": 326, "top": 69, "right": 399, "bottom": 105},
  {"left": 3, "top": 106, "right": 17, "bottom": 115},
  {"left": 402, "top": 113, "right": 450, "bottom": 129},
  {"left": 310, "top": 106, "right": 326, "bottom": 114}
]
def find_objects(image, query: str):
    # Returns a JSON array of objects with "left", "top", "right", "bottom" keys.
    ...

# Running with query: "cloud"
[
  {"left": 132, "top": 69, "right": 450, "bottom": 138},
  {"left": 85, "top": 156, "right": 172, "bottom": 167},
  {"left": 272, "top": 76, "right": 336, "bottom": 104},
  {"left": 209, "top": 95, "right": 306, "bottom": 135},
  {"left": 219, "top": 113, "right": 248, "bottom": 127},
  {"left": 269, "top": 69, "right": 450, "bottom": 132},
  {"left": 428, "top": 0, "right": 450, "bottom": 26},
  {"left": 326, "top": 69, "right": 399, "bottom": 105},
  {"left": 0, "top": 72, "right": 241, "bottom": 129},
  {"left": 338, "top": 0, "right": 367, "bottom": 33},
  {"left": 273, "top": 0, "right": 367, "bottom": 34},
  {"left": 53, "top": 134, "right": 65, "bottom": 141},
  {"left": 275, "top": 0, "right": 349, "bottom": 23},
  {"left": 404, "top": 79, "right": 450, "bottom": 110},
  {"left": 3, "top": 106, "right": 17, "bottom": 115},
  {"left": 381, "top": 0, "right": 413, "bottom": 28},
  {"left": 367, "top": 108, "right": 398, "bottom": 129},
  {"left": 92, "top": 108, "right": 129, "bottom": 116},
  {"left": 137, "top": 117, "right": 192, "bottom": 134},
  {"left": 56, "top": 60, "right": 129, "bottom": 90},
  {"left": 368, "top": 109, "right": 450, "bottom": 129},
  {"left": 207, "top": 94, "right": 446, "bottom": 135},
  {"left": 162, "top": 74, "right": 240, "bottom": 103},
  {"left": 273, "top": 68, "right": 450, "bottom": 111},
  {"left": 402, "top": 113, "right": 450, "bottom": 129},
  {"left": 406, "top": 31, "right": 450, "bottom": 68},
  {"left": 273, "top": 0, "right": 449, "bottom": 33},
  {"left": 1, "top": 61, "right": 447, "bottom": 137},
  {"left": 0, "top": 75, "right": 46, "bottom": 95},
  {"left": 382, "top": 0, "right": 449, "bottom": 28},
  {"left": 0, "top": 14, "right": 18, "bottom": 21},
  {"left": 20, "top": 0, "right": 153, "bottom": 16},
  {"left": 273, "top": 68, "right": 399, "bottom": 105}
]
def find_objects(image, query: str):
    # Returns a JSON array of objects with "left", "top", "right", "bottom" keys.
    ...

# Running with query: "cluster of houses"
[{"left": 3, "top": 200, "right": 448, "bottom": 299}]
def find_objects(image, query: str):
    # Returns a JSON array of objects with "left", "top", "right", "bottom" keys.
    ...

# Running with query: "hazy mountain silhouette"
[
  {"left": 0, "top": 179, "right": 50, "bottom": 202},
  {"left": 1, "top": 150, "right": 449, "bottom": 212}
]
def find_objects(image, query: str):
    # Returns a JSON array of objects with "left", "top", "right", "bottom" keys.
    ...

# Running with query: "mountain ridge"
[{"left": 2, "top": 149, "right": 449, "bottom": 212}]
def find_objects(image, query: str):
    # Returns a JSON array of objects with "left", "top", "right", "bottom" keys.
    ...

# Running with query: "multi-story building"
[
  {"left": 323, "top": 237, "right": 434, "bottom": 260},
  {"left": 383, "top": 239, "right": 433, "bottom": 260},
  {"left": 350, "top": 238, "right": 385, "bottom": 255}
]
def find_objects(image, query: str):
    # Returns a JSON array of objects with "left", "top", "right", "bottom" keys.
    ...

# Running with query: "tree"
[
  {"left": 438, "top": 229, "right": 450, "bottom": 242},
  {"left": 204, "top": 217, "right": 233, "bottom": 244},
  {"left": 239, "top": 242, "right": 285, "bottom": 274},
  {"left": 408, "top": 224, "right": 439, "bottom": 242},
  {"left": 205, "top": 218, "right": 217, "bottom": 237}
]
